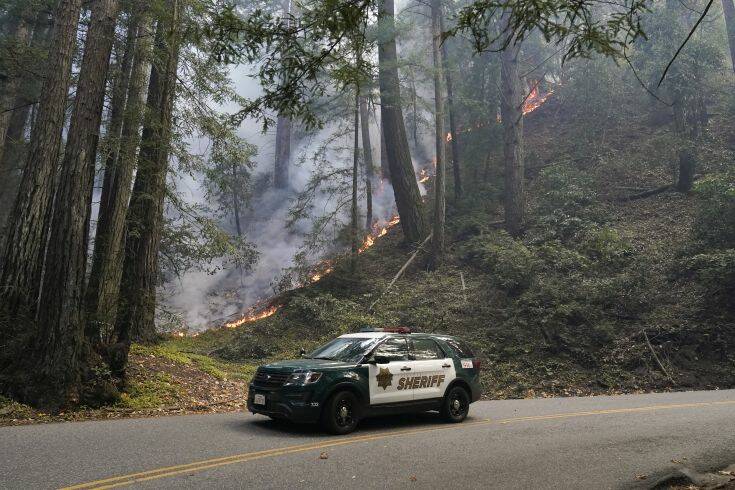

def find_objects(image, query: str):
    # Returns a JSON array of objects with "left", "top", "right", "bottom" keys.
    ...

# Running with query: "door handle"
[
  {"left": 442, "top": 363, "right": 451, "bottom": 368},
  {"left": 400, "top": 366, "right": 411, "bottom": 371}
]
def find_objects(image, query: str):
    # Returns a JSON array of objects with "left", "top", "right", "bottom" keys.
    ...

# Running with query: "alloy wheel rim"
[{"left": 336, "top": 400, "right": 353, "bottom": 427}]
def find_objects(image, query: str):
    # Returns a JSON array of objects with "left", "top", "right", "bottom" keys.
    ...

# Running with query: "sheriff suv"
[{"left": 247, "top": 328, "right": 482, "bottom": 434}]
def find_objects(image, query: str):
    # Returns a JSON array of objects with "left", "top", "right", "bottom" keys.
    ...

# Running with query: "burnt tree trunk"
[
  {"left": 116, "top": 4, "right": 181, "bottom": 346},
  {"left": 0, "top": 0, "right": 83, "bottom": 321},
  {"left": 500, "top": 27, "right": 525, "bottom": 237},
  {"left": 86, "top": 13, "right": 151, "bottom": 342},
  {"left": 723, "top": 0, "right": 735, "bottom": 73},
  {"left": 427, "top": 0, "right": 446, "bottom": 270},
  {"left": 30, "top": 0, "right": 120, "bottom": 409},
  {"left": 438, "top": 7, "right": 462, "bottom": 200},
  {"left": 377, "top": 0, "right": 427, "bottom": 243},
  {"left": 359, "top": 98, "right": 374, "bottom": 229}
]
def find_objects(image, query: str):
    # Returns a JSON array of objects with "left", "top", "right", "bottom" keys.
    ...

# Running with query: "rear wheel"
[
  {"left": 441, "top": 386, "right": 470, "bottom": 423},
  {"left": 322, "top": 391, "right": 360, "bottom": 434}
]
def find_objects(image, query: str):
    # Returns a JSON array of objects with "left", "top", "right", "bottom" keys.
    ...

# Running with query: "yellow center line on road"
[{"left": 61, "top": 399, "right": 735, "bottom": 490}]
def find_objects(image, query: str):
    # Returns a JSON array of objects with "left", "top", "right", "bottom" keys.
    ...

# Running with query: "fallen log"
[{"left": 368, "top": 233, "right": 432, "bottom": 312}]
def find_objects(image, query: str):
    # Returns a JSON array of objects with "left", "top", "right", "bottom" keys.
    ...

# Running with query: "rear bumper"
[{"left": 247, "top": 384, "right": 321, "bottom": 423}]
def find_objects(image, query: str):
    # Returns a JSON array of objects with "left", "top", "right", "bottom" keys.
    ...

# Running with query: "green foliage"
[
  {"left": 692, "top": 175, "right": 735, "bottom": 249},
  {"left": 535, "top": 164, "right": 597, "bottom": 216},
  {"left": 117, "top": 373, "right": 182, "bottom": 410},
  {"left": 463, "top": 232, "right": 537, "bottom": 294},
  {"left": 685, "top": 250, "right": 735, "bottom": 312}
]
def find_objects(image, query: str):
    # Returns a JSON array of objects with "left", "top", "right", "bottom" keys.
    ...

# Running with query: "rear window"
[{"left": 443, "top": 338, "right": 474, "bottom": 358}]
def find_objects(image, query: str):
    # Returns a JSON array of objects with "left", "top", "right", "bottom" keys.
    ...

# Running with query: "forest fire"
[
  {"left": 522, "top": 86, "right": 554, "bottom": 115},
  {"left": 419, "top": 168, "right": 430, "bottom": 183},
  {"left": 225, "top": 304, "right": 279, "bottom": 328}
]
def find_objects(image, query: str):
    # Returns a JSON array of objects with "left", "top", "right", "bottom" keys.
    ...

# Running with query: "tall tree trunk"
[
  {"left": 116, "top": 3, "right": 180, "bottom": 347},
  {"left": 233, "top": 161, "right": 243, "bottom": 236},
  {"left": 273, "top": 0, "right": 293, "bottom": 190},
  {"left": 427, "top": 0, "right": 446, "bottom": 270},
  {"left": 351, "top": 88, "right": 360, "bottom": 267},
  {"left": 273, "top": 116, "right": 291, "bottom": 189},
  {"left": 0, "top": 11, "right": 52, "bottom": 237},
  {"left": 0, "top": 0, "right": 83, "bottom": 321},
  {"left": 500, "top": 26, "right": 524, "bottom": 237},
  {"left": 86, "top": 13, "right": 151, "bottom": 343},
  {"left": 30, "top": 0, "right": 120, "bottom": 409},
  {"left": 359, "top": 95, "right": 374, "bottom": 229},
  {"left": 379, "top": 113, "right": 389, "bottom": 179},
  {"left": 723, "top": 0, "right": 735, "bottom": 73},
  {"left": 0, "top": 14, "right": 33, "bottom": 165},
  {"left": 438, "top": 8, "right": 462, "bottom": 200},
  {"left": 377, "top": 0, "right": 427, "bottom": 243}
]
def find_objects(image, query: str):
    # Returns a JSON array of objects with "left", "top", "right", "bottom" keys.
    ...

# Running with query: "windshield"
[{"left": 308, "top": 337, "right": 381, "bottom": 363}]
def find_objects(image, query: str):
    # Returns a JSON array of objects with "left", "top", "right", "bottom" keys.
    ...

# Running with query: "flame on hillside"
[
  {"left": 522, "top": 86, "right": 553, "bottom": 115},
  {"left": 225, "top": 304, "right": 279, "bottom": 328}
]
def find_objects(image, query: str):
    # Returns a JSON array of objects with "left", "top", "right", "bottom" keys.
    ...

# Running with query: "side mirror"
[{"left": 299, "top": 347, "right": 306, "bottom": 357}]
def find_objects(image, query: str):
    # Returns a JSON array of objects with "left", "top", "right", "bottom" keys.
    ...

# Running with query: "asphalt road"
[{"left": 2, "top": 389, "right": 735, "bottom": 489}]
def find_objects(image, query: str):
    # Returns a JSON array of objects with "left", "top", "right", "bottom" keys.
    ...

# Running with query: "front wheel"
[
  {"left": 322, "top": 391, "right": 360, "bottom": 434},
  {"left": 441, "top": 386, "right": 470, "bottom": 423}
]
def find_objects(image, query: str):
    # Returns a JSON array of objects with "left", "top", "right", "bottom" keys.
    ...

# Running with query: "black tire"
[
  {"left": 441, "top": 385, "right": 470, "bottom": 423},
  {"left": 321, "top": 390, "right": 360, "bottom": 435}
]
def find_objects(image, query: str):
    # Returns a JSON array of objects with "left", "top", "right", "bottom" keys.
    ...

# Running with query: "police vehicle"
[{"left": 247, "top": 327, "right": 482, "bottom": 434}]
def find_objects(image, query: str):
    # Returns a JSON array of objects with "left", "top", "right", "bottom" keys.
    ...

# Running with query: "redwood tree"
[
  {"left": 32, "top": 0, "right": 120, "bottom": 408},
  {"left": 116, "top": 2, "right": 181, "bottom": 346},
  {"left": 377, "top": 0, "right": 427, "bottom": 243},
  {"left": 0, "top": 0, "right": 83, "bottom": 321}
]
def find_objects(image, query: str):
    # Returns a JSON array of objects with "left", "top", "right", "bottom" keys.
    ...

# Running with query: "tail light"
[{"left": 473, "top": 358, "right": 482, "bottom": 371}]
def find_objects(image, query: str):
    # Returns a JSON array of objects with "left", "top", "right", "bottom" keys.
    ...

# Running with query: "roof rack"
[{"left": 359, "top": 326, "right": 412, "bottom": 334}]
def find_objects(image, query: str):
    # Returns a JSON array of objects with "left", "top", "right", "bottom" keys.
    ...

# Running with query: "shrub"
[
  {"left": 692, "top": 175, "right": 735, "bottom": 249},
  {"left": 463, "top": 232, "right": 537, "bottom": 294},
  {"left": 685, "top": 249, "right": 735, "bottom": 313},
  {"left": 535, "top": 164, "right": 597, "bottom": 217}
]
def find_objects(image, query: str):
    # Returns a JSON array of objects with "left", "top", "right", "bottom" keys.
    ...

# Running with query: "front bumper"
[{"left": 247, "top": 384, "right": 322, "bottom": 423}]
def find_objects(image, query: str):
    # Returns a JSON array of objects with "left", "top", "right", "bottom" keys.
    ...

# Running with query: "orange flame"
[
  {"left": 522, "top": 86, "right": 554, "bottom": 115},
  {"left": 225, "top": 305, "right": 279, "bottom": 328},
  {"left": 419, "top": 168, "right": 430, "bottom": 183},
  {"left": 446, "top": 132, "right": 452, "bottom": 142}
]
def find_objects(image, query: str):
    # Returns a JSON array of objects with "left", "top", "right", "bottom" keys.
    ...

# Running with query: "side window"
[
  {"left": 444, "top": 338, "right": 474, "bottom": 358},
  {"left": 372, "top": 337, "right": 408, "bottom": 362},
  {"left": 410, "top": 338, "right": 445, "bottom": 360}
]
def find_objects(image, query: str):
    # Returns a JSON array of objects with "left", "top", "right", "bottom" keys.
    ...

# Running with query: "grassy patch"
[{"left": 117, "top": 372, "right": 182, "bottom": 410}]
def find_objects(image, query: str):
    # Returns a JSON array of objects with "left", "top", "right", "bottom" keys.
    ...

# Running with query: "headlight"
[{"left": 284, "top": 371, "right": 323, "bottom": 386}]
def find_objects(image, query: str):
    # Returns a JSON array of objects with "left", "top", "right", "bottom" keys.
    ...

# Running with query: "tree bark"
[
  {"left": 427, "top": 0, "right": 446, "bottom": 270},
  {"left": 379, "top": 113, "right": 390, "bottom": 179},
  {"left": 232, "top": 160, "right": 243, "bottom": 236},
  {"left": 723, "top": 0, "right": 735, "bottom": 73},
  {"left": 677, "top": 146, "right": 696, "bottom": 192},
  {"left": 500, "top": 23, "right": 525, "bottom": 237},
  {"left": 0, "top": 0, "right": 83, "bottom": 321},
  {"left": 377, "top": 0, "right": 427, "bottom": 243},
  {"left": 86, "top": 13, "right": 151, "bottom": 342},
  {"left": 359, "top": 98, "right": 374, "bottom": 229},
  {"left": 438, "top": 7, "right": 462, "bottom": 200},
  {"left": 0, "top": 14, "right": 33, "bottom": 165},
  {"left": 0, "top": 11, "right": 51, "bottom": 237},
  {"left": 29, "top": 0, "right": 120, "bottom": 408},
  {"left": 351, "top": 88, "right": 360, "bottom": 267},
  {"left": 273, "top": 0, "right": 293, "bottom": 190},
  {"left": 273, "top": 116, "right": 292, "bottom": 189},
  {"left": 116, "top": 3, "right": 181, "bottom": 345}
]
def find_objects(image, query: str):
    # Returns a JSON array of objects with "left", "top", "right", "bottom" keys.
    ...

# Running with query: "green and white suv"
[{"left": 247, "top": 328, "right": 482, "bottom": 434}]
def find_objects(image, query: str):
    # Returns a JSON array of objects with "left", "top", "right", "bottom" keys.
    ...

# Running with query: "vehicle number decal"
[{"left": 461, "top": 359, "right": 474, "bottom": 369}]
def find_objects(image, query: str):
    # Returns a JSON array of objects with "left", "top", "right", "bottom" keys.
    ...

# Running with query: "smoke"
[{"left": 160, "top": 15, "right": 437, "bottom": 331}]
